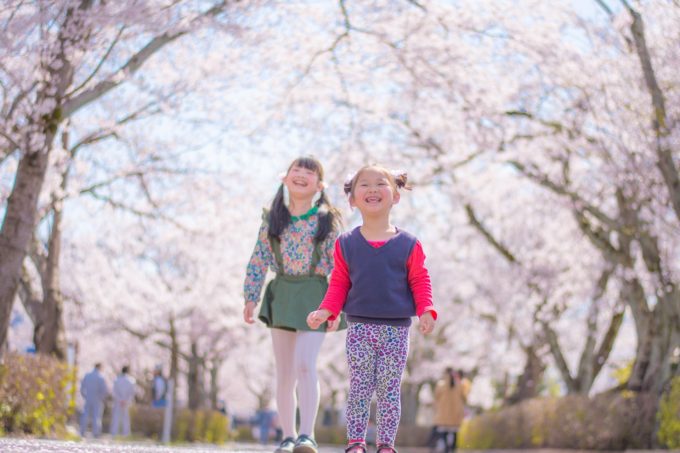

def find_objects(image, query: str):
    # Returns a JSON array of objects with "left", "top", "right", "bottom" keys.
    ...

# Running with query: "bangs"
[
  {"left": 291, "top": 156, "right": 324, "bottom": 179},
  {"left": 349, "top": 165, "right": 395, "bottom": 194}
]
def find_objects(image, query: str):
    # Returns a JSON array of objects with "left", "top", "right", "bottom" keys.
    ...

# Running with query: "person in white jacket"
[
  {"left": 110, "top": 366, "right": 136, "bottom": 437},
  {"left": 80, "top": 363, "right": 109, "bottom": 438}
]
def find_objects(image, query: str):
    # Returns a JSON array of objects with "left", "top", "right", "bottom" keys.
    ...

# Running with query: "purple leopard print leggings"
[{"left": 345, "top": 322, "right": 410, "bottom": 446}]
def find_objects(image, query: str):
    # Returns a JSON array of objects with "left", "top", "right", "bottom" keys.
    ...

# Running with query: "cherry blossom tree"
[
  {"left": 0, "top": 0, "right": 263, "bottom": 353},
  {"left": 258, "top": 0, "right": 679, "bottom": 403},
  {"left": 3, "top": 0, "right": 677, "bottom": 421}
]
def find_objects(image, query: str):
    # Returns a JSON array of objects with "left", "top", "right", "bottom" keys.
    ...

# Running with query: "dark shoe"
[
  {"left": 275, "top": 437, "right": 296, "bottom": 453},
  {"left": 293, "top": 434, "right": 318, "bottom": 453},
  {"left": 377, "top": 444, "right": 398, "bottom": 453},
  {"left": 345, "top": 442, "right": 367, "bottom": 453}
]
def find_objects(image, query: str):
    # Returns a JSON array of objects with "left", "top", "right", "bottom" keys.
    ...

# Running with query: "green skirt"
[{"left": 259, "top": 274, "right": 346, "bottom": 332}]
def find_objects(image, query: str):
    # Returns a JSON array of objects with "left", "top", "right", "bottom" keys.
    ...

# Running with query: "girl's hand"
[
  {"left": 327, "top": 317, "right": 341, "bottom": 332},
  {"left": 307, "top": 309, "right": 332, "bottom": 330},
  {"left": 243, "top": 301, "right": 257, "bottom": 324},
  {"left": 419, "top": 311, "right": 435, "bottom": 335}
]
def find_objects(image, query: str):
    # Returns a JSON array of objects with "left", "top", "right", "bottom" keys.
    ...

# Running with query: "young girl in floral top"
[{"left": 244, "top": 157, "right": 343, "bottom": 453}]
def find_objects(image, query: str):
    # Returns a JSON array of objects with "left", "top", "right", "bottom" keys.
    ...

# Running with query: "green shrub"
[
  {"left": 174, "top": 409, "right": 189, "bottom": 443},
  {"left": 233, "top": 424, "right": 254, "bottom": 442},
  {"left": 193, "top": 409, "right": 206, "bottom": 441},
  {"left": 175, "top": 408, "right": 230, "bottom": 444},
  {"left": 125, "top": 405, "right": 163, "bottom": 439},
  {"left": 658, "top": 377, "right": 680, "bottom": 449},
  {"left": 0, "top": 352, "right": 75, "bottom": 436},
  {"left": 314, "top": 423, "right": 431, "bottom": 446},
  {"left": 314, "top": 426, "right": 346, "bottom": 445},
  {"left": 458, "top": 391, "right": 657, "bottom": 450},
  {"left": 395, "top": 424, "right": 432, "bottom": 447},
  {"left": 204, "top": 410, "right": 228, "bottom": 443},
  {"left": 102, "top": 405, "right": 231, "bottom": 444}
]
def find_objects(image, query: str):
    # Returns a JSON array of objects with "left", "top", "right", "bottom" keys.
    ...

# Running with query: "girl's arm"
[
  {"left": 243, "top": 218, "right": 274, "bottom": 305},
  {"left": 319, "top": 225, "right": 340, "bottom": 275},
  {"left": 317, "top": 239, "right": 351, "bottom": 320},
  {"left": 407, "top": 241, "right": 438, "bottom": 319}
]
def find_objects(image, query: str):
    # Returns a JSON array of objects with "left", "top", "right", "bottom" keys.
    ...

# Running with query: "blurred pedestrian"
[
  {"left": 79, "top": 363, "right": 109, "bottom": 438},
  {"left": 152, "top": 365, "right": 167, "bottom": 408},
  {"left": 430, "top": 367, "right": 470, "bottom": 453},
  {"left": 258, "top": 408, "right": 276, "bottom": 444},
  {"left": 110, "top": 365, "right": 136, "bottom": 437}
]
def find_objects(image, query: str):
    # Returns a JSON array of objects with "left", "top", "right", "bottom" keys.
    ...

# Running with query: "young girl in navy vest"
[{"left": 307, "top": 164, "right": 437, "bottom": 453}]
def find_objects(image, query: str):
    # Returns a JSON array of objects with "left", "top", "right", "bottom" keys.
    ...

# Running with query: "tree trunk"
[
  {"left": 34, "top": 197, "right": 66, "bottom": 359},
  {"left": 0, "top": 150, "right": 52, "bottom": 354},
  {"left": 169, "top": 315, "right": 180, "bottom": 405},
  {"left": 257, "top": 386, "right": 272, "bottom": 411},
  {"left": 0, "top": 0, "right": 207, "bottom": 352},
  {"left": 326, "top": 389, "right": 340, "bottom": 425},
  {"left": 400, "top": 381, "right": 421, "bottom": 425},
  {"left": 544, "top": 303, "right": 624, "bottom": 395},
  {"left": 630, "top": 302, "right": 680, "bottom": 395},
  {"left": 623, "top": 6, "right": 680, "bottom": 225},
  {"left": 187, "top": 341, "right": 204, "bottom": 410},
  {"left": 0, "top": 0, "right": 92, "bottom": 352},
  {"left": 506, "top": 345, "right": 546, "bottom": 405},
  {"left": 209, "top": 360, "right": 221, "bottom": 411}
]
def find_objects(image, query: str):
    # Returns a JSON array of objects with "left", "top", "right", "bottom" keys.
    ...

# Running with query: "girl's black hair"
[{"left": 268, "top": 157, "right": 341, "bottom": 243}]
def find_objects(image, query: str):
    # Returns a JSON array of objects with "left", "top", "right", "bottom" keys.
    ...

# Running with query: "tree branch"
[
  {"left": 571, "top": 209, "right": 626, "bottom": 266},
  {"left": 7, "top": 81, "right": 38, "bottom": 119},
  {"left": 608, "top": 2, "right": 680, "bottom": 223},
  {"left": 543, "top": 321, "right": 577, "bottom": 392},
  {"left": 65, "top": 25, "right": 126, "bottom": 98},
  {"left": 593, "top": 0, "right": 615, "bottom": 18},
  {"left": 405, "top": 0, "right": 427, "bottom": 12},
  {"left": 591, "top": 308, "right": 625, "bottom": 379},
  {"left": 464, "top": 203, "right": 519, "bottom": 264},
  {"left": 18, "top": 265, "right": 42, "bottom": 325},
  {"left": 61, "top": 1, "right": 229, "bottom": 118},
  {"left": 576, "top": 266, "right": 614, "bottom": 390},
  {"left": 0, "top": 130, "right": 22, "bottom": 154},
  {"left": 508, "top": 160, "right": 620, "bottom": 232},
  {"left": 70, "top": 100, "right": 162, "bottom": 155}
]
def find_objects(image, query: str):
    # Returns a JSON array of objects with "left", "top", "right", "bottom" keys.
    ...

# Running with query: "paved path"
[
  {"left": 1, "top": 439, "right": 277, "bottom": 453},
  {"left": 0, "top": 439, "right": 674, "bottom": 453},
  {"left": 0, "top": 439, "right": 425, "bottom": 453}
]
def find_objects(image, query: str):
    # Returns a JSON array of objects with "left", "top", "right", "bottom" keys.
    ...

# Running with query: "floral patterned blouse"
[{"left": 244, "top": 212, "right": 338, "bottom": 304}]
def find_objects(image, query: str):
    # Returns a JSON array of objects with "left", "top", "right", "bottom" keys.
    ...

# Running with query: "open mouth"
[
  {"left": 364, "top": 196, "right": 382, "bottom": 203},
  {"left": 292, "top": 179, "right": 309, "bottom": 187}
]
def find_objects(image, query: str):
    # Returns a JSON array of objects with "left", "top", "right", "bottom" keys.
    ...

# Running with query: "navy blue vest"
[{"left": 339, "top": 226, "right": 417, "bottom": 326}]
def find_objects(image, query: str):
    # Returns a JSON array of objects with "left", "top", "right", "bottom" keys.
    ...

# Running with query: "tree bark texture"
[
  {"left": 0, "top": 150, "right": 52, "bottom": 354},
  {"left": 506, "top": 345, "right": 546, "bottom": 405},
  {"left": 35, "top": 198, "right": 67, "bottom": 359}
]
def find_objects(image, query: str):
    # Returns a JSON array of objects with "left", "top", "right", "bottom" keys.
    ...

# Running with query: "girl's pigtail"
[
  {"left": 343, "top": 175, "right": 355, "bottom": 195},
  {"left": 393, "top": 171, "right": 412, "bottom": 190},
  {"left": 315, "top": 190, "right": 342, "bottom": 243},
  {"left": 268, "top": 183, "right": 291, "bottom": 241},
  {"left": 312, "top": 181, "right": 326, "bottom": 207}
]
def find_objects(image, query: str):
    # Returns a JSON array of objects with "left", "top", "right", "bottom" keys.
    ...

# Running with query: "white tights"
[{"left": 271, "top": 328, "right": 325, "bottom": 439}]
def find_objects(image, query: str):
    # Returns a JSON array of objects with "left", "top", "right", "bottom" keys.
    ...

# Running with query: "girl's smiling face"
[
  {"left": 283, "top": 163, "right": 322, "bottom": 199},
  {"left": 350, "top": 167, "right": 400, "bottom": 214}
]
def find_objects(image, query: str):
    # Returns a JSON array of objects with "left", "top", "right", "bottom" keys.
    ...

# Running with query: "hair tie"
[
  {"left": 392, "top": 170, "right": 411, "bottom": 190},
  {"left": 312, "top": 190, "right": 322, "bottom": 206},
  {"left": 343, "top": 173, "right": 355, "bottom": 195}
]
